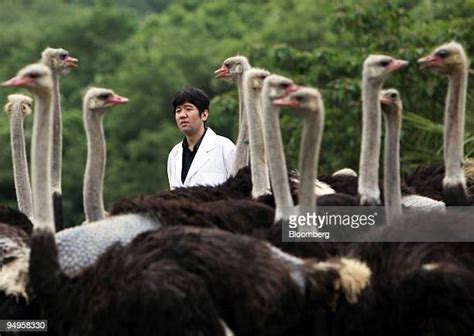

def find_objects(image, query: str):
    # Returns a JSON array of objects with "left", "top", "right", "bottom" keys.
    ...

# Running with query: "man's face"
[{"left": 175, "top": 102, "right": 208, "bottom": 135}]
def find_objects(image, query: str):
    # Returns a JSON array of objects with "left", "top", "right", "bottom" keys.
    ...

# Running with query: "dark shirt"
[{"left": 181, "top": 128, "right": 207, "bottom": 183}]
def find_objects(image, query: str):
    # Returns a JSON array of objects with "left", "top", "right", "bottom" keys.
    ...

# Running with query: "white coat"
[{"left": 167, "top": 128, "right": 236, "bottom": 190}]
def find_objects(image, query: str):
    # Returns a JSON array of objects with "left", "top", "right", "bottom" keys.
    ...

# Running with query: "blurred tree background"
[{"left": 0, "top": 0, "right": 472, "bottom": 225}]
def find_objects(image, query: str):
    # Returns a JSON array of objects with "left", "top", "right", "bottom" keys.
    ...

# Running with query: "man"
[{"left": 167, "top": 88, "right": 236, "bottom": 190}]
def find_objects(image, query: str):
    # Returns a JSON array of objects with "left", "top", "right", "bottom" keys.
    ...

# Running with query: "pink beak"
[
  {"left": 417, "top": 55, "right": 439, "bottom": 70},
  {"left": 386, "top": 59, "right": 409, "bottom": 73},
  {"left": 106, "top": 95, "right": 129, "bottom": 106},
  {"left": 273, "top": 98, "right": 300, "bottom": 108},
  {"left": 2, "top": 76, "right": 35, "bottom": 87},
  {"left": 65, "top": 56, "right": 79, "bottom": 68},
  {"left": 214, "top": 66, "right": 230, "bottom": 79},
  {"left": 380, "top": 96, "right": 392, "bottom": 106}
]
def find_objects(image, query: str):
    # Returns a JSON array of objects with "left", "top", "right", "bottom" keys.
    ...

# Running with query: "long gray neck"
[
  {"left": 51, "top": 72, "right": 62, "bottom": 194},
  {"left": 383, "top": 111, "right": 402, "bottom": 224},
  {"left": 358, "top": 78, "right": 383, "bottom": 205},
  {"left": 83, "top": 108, "right": 106, "bottom": 222},
  {"left": 231, "top": 72, "right": 251, "bottom": 175},
  {"left": 262, "top": 87, "right": 293, "bottom": 221},
  {"left": 9, "top": 107, "right": 33, "bottom": 219},
  {"left": 298, "top": 105, "right": 324, "bottom": 211},
  {"left": 442, "top": 68, "right": 468, "bottom": 205},
  {"left": 31, "top": 89, "right": 54, "bottom": 230},
  {"left": 246, "top": 86, "right": 271, "bottom": 198}
]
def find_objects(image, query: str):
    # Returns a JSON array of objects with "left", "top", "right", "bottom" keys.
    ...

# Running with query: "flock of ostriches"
[{"left": 0, "top": 42, "right": 473, "bottom": 336}]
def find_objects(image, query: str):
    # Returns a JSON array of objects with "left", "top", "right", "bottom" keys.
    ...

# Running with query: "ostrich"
[
  {"left": 380, "top": 88, "right": 403, "bottom": 223},
  {"left": 358, "top": 55, "right": 409, "bottom": 206},
  {"left": 261, "top": 74, "right": 299, "bottom": 220},
  {"left": 41, "top": 47, "right": 78, "bottom": 231},
  {"left": 273, "top": 87, "right": 324, "bottom": 212},
  {"left": 379, "top": 89, "right": 445, "bottom": 218},
  {"left": 214, "top": 55, "right": 252, "bottom": 175},
  {"left": 4, "top": 94, "right": 34, "bottom": 219},
  {"left": 242, "top": 68, "right": 272, "bottom": 198},
  {"left": 29, "top": 223, "right": 371, "bottom": 335},
  {"left": 2, "top": 64, "right": 55, "bottom": 229},
  {"left": 409, "top": 42, "right": 473, "bottom": 205},
  {"left": 83, "top": 88, "right": 128, "bottom": 223}
]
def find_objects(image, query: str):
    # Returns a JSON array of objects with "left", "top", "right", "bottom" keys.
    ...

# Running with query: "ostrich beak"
[
  {"left": 106, "top": 95, "right": 129, "bottom": 106},
  {"left": 214, "top": 66, "right": 230, "bottom": 79},
  {"left": 65, "top": 56, "right": 79, "bottom": 68},
  {"left": 2, "top": 77, "right": 35, "bottom": 87},
  {"left": 380, "top": 96, "right": 392, "bottom": 106},
  {"left": 417, "top": 55, "right": 439, "bottom": 70},
  {"left": 274, "top": 97, "right": 300, "bottom": 108},
  {"left": 387, "top": 59, "right": 409, "bottom": 72}
]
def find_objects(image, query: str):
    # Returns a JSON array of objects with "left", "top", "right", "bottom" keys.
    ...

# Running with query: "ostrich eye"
[
  {"left": 295, "top": 95, "right": 304, "bottom": 102},
  {"left": 28, "top": 72, "right": 41, "bottom": 79},
  {"left": 280, "top": 83, "right": 290, "bottom": 89},
  {"left": 435, "top": 49, "right": 450, "bottom": 58},
  {"left": 224, "top": 62, "right": 230, "bottom": 68},
  {"left": 59, "top": 53, "right": 68, "bottom": 60},
  {"left": 99, "top": 93, "right": 111, "bottom": 100},
  {"left": 380, "top": 59, "right": 392, "bottom": 67},
  {"left": 390, "top": 93, "right": 398, "bottom": 99}
]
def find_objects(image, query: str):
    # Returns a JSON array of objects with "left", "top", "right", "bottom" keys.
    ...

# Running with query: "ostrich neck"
[
  {"left": 9, "top": 108, "right": 33, "bottom": 219},
  {"left": 51, "top": 73, "right": 62, "bottom": 193},
  {"left": 299, "top": 106, "right": 324, "bottom": 210},
  {"left": 262, "top": 89, "right": 294, "bottom": 221},
  {"left": 246, "top": 86, "right": 271, "bottom": 198},
  {"left": 383, "top": 111, "right": 402, "bottom": 224},
  {"left": 83, "top": 110, "right": 106, "bottom": 222},
  {"left": 444, "top": 69, "right": 467, "bottom": 184},
  {"left": 231, "top": 77, "right": 250, "bottom": 176},
  {"left": 31, "top": 89, "right": 54, "bottom": 230},
  {"left": 358, "top": 78, "right": 383, "bottom": 202}
]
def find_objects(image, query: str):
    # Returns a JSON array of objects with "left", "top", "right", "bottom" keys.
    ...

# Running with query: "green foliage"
[{"left": 0, "top": 0, "right": 473, "bottom": 224}]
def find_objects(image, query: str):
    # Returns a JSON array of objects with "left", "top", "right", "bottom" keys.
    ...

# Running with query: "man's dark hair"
[{"left": 172, "top": 88, "right": 210, "bottom": 116}]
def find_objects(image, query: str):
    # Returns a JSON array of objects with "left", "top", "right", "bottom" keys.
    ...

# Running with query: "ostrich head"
[
  {"left": 263, "top": 74, "right": 298, "bottom": 101},
  {"left": 214, "top": 55, "right": 251, "bottom": 82},
  {"left": 244, "top": 68, "right": 271, "bottom": 91},
  {"left": 380, "top": 88, "right": 402, "bottom": 115},
  {"left": 41, "top": 47, "right": 78, "bottom": 76},
  {"left": 2, "top": 64, "right": 53, "bottom": 95},
  {"left": 363, "top": 55, "right": 409, "bottom": 83},
  {"left": 4, "top": 94, "right": 33, "bottom": 118},
  {"left": 273, "top": 87, "right": 322, "bottom": 116},
  {"left": 418, "top": 42, "right": 468, "bottom": 75},
  {"left": 84, "top": 88, "right": 129, "bottom": 113}
]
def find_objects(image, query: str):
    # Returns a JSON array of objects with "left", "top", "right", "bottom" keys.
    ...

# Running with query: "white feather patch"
[{"left": 0, "top": 246, "right": 30, "bottom": 300}]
